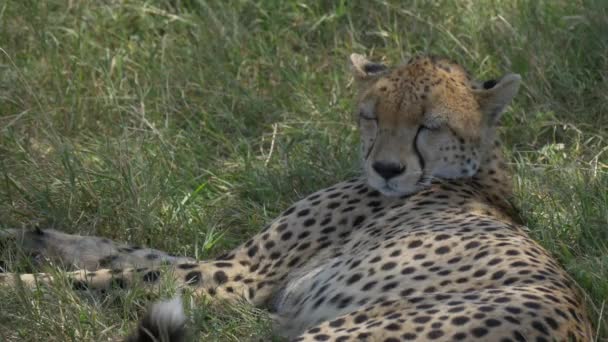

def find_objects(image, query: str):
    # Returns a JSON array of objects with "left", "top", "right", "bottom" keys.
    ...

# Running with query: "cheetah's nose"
[{"left": 372, "top": 161, "right": 405, "bottom": 180}]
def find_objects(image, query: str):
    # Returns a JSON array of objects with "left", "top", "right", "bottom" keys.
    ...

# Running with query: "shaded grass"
[{"left": 0, "top": 0, "right": 607, "bottom": 340}]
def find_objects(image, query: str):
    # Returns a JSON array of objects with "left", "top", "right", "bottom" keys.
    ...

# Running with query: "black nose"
[{"left": 372, "top": 161, "right": 405, "bottom": 180}]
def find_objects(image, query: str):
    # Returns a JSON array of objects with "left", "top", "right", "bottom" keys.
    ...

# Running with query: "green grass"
[{"left": 0, "top": 0, "right": 607, "bottom": 340}]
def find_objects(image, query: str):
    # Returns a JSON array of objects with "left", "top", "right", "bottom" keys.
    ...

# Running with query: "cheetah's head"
[{"left": 350, "top": 53, "right": 521, "bottom": 197}]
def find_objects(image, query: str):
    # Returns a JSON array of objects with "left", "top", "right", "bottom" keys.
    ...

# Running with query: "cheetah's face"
[{"left": 350, "top": 54, "right": 521, "bottom": 197}]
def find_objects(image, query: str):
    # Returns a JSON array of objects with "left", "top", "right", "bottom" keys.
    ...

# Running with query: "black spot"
[
  {"left": 298, "top": 231, "right": 311, "bottom": 239},
  {"left": 178, "top": 263, "right": 197, "bottom": 270},
  {"left": 362, "top": 281, "right": 377, "bottom": 291},
  {"left": 143, "top": 270, "right": 161, "bottom": 283},
  {"left": 283, "top": 206, "right": 296, "bottom": 216},
  {"left": 510, "top": 261, "right": 528, "bottom": 267},
  {"left": 471, "top": 327, "right": 489, "bottom": 337},
  {"left": 327, "top": 202, "right": 340, "bottom": 209},
  {"left": 354, "top": 314, "right": 368, "bottom": 323},
  {"left": 214, "top": 262, "right": 232, "bottom": 268},
  {"left": 99, "top": 255, "right": 119, "bottom": 267},
  {"left": 381, "top": 262, "right": 397, "bottom": 270},
  {"left": 287, "top": 256, "right": 301, "bottom": 267},
  {"left": 327, "top": 191, "right": 342, "bottom": 199},
  {"left": 297, "top": 209, "right": 310, "bottom": 217},
  {"left": 321, "top": 226, "right": 336, "bottom": 234},
  {"left": 297, "top": 242, "right": 311, "bottom": 251},
  {"left": 346, "top": 273, "right": 363, "bottom": 285},
  {"left": 303, "top": 218, "right": 316, "bottom": 227},
  {"left": 447, "top": 257, "right": 462, "bottom": 264},
  {"left": 357, "top": 332, "right": 371, "bottom": 339},
  {"left": 329, "top": 318, "right": 345, "bottom": 327},
  {"left": 494, "top": 297, "right": 511, "bottom": 303},
  {"left": 485, "top": 319, "right": 501, "bottom": 327},
  {"left": 414, "top": 316, "right": 431, "bottom": 324},
  {"left": 474, "top": 251, "right": 489, "bottom": 259},
  {"left": 408, "top": 240, "right": 423, "bottom": 248},
  {"left": 435, "top": 246, "right": 450, "bottom": 254},
  {"left": 368, "top": 200, "right": 382, "bottom": 207},
  {"left": 145, "top": 253, "right": 159, "bottom": 260},
  {"left": 434, "top": 234, "right": 450, "bottom": 241},
  {"left": 401, "top": 267, "right": 416, "bottom": 275},
  {"left": 451, "top": 316, "right": 469, "bottom": 325},
  {"left": 312, "top": 296, "right": 326, "bottom": 309},
  {"left": 247, "top": 246, "right": 258, "bottom": 257},
  {"left": 452, "top": 332, "right": 467, "bottom": 340},
  {"left": 464, "top": 241, "right": 481, "bottom": 249},
  {"left": 313, "top": 334, "right": 330, "bottom": 341},
  {"left": 531, "top": 321, "right": 549, "bottom": 335},
  {"left": 513, "top": 331, "right": 526, "bottom": 342},
  {"left": 454, "top": 277, "right": 467, "bottom": 283},
  {"left": 382, "top": 281, "right": 398, "bottom": 291},
  {"left": 488, "top": 258, "right": 503, "bottom": 266},
  {"left": 491, "top": 270, "right": 506, "bottom": 280},
  {"left": 270, "top": 252, "right": 281, "bottom": 259},
  {"left": 478, "top": 306, "right": 495, "bottom": 313},
  {"left": 337, "top": 296, "right": 353, "bottom": 309},
  {"left": 523, "top": 301, "right": 542, "bottom": 309},
  {"left": 353, "top": 215, "right": 366, "bottom": 227},
  {"left": 473, "top": 269, "right": 487, "bottom": 277},
  {"left": 185, "top": 271, "right": 202, "bottom": 285},
  {"left": 427, "top": 330, "right": 444, "bottom": 339},
  {"left": 385, "top": 323, "right": 401, "bottom": 331},
  {"left": 213, "top": 270, "right": 228, "bottom": 284},
  {"left": 544, "top": 317, "right": 559, "bottom": 330}
]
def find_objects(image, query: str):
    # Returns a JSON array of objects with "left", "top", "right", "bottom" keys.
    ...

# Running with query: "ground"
[{"left": 0, "top": 0, "right": 606, "bottom": 341}]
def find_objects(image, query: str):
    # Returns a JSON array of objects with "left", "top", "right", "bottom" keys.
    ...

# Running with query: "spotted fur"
[{"left": 1, "top": 53, "right": 593, "bottom": 341}]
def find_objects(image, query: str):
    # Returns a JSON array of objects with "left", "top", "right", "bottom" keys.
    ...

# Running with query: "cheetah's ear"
[
  {"left": 474, "top": 73, "right": 521, "bottom": 125},
  {"left": 349, "top": 53, "right": 388, "bottom": 80}
]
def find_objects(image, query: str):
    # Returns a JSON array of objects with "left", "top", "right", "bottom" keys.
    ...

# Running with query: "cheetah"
[{"left": 1, "top": 53, "right": 594, "bottom": 342}]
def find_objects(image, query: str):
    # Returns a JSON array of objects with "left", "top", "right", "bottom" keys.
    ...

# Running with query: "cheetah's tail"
[{"left": 126, "top": 297, "right": 188, "bottom": 342}]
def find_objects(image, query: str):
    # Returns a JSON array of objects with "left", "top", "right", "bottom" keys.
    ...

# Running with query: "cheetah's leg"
[
  {"left": 1, "top": 228, "right": 266, "bottom": 304},
  {"left": 0, "top": 258, "right": 264, "bottom": 305},
  {"left": 1, "top": 228, "right": 194, "bottom": 271},
  {"left": 3, "top": 178, "right": 390, "bottom": 307}
]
